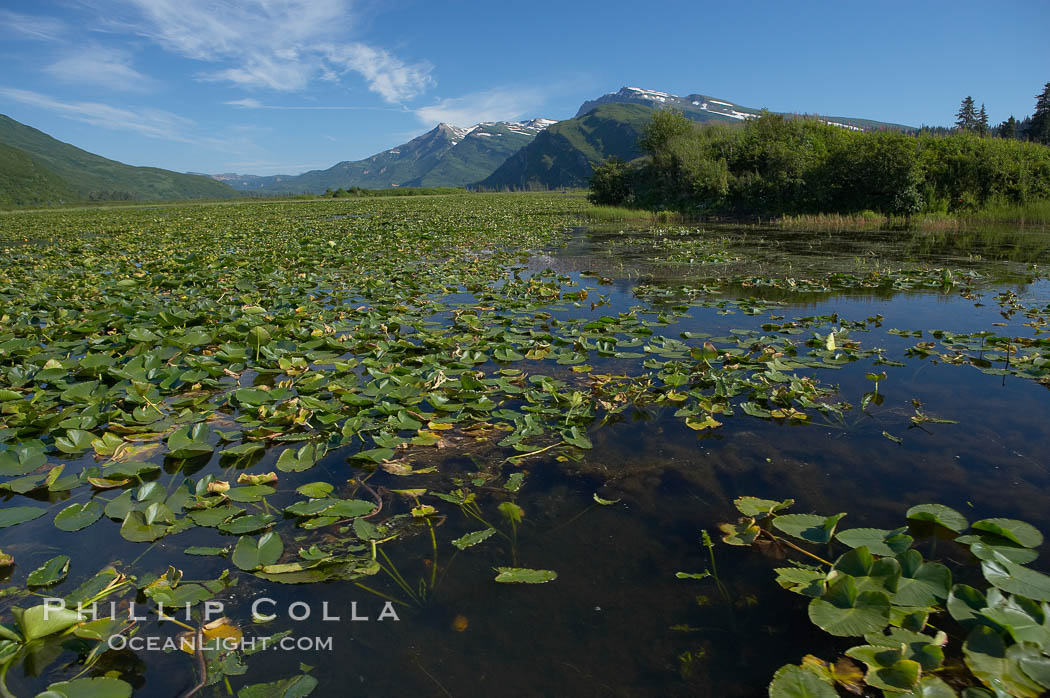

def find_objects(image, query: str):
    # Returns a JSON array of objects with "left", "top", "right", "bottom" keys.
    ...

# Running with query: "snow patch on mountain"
[{"left": 624, "top": 87, "right": 673, "bottom": 102}]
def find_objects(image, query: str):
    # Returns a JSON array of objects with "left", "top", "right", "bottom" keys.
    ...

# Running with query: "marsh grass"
[
  {"left": 583, "top": 205, "right": 683, "bottom": 224},
  {"left": 777, "top": 200, "right": 1050, "bottom": 233},
  {"left": 777, "top": 211, "right": 886, "bottom": 232}
]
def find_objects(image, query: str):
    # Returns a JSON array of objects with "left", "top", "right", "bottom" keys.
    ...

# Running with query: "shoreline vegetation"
[
  {"left": 582, "top": 200, "right": 1050, "bottom": 230},
  {"left": 6, "top": 187, "right": 1049, "bottom": 232},
  {"left": 588, "top": 108, "right": 1050, "bottom": 228}
]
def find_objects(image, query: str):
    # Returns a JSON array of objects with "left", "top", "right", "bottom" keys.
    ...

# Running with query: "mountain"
[
  {"left": 478, "top": 104, "right": 655, "bottom": 191},
  {"left": 477, "top": 87, "right": 917, "bottom": 190},
  {"left": 575, "top": 86, "right": 915, "bottom": 132},
  {"left": 0, "top": 142, "right": 77, "bottom": 207},
  {"left": 0, "top": 114, "right": 236, "bottom": 204},
  {"left": 219, "top": 119, "right": 556, "bottom": 194}
]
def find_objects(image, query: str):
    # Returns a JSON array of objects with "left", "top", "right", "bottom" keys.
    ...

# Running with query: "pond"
[{"left": 0, "top": 195, "right": 1048, "bottom": 697}]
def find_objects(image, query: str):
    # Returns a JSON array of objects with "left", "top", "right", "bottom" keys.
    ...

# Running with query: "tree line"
[
  {"left": 953, "top": 82, "right": 1050, "bottom": 143},
  {"left": 590, "top": 82, "right": 1050, "bottom": 217}
]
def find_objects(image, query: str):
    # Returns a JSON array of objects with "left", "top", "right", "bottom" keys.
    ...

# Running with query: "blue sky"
[{"left": 1, "top": 0, "right": 1048, "bottom": 175}]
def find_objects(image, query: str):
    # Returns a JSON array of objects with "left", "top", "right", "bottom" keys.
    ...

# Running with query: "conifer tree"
[
  {"left": 1030, "top": 82, "right": 1050, "bottom": 145},
  {"left": 998, "top": 116, "right": 1018, "bottom": 139},
  {"left": 955, "top": 96, "right": 978, "bottom": 131},
  {"left": 978, "top": 104, "right": 989, "bottom": 136}
]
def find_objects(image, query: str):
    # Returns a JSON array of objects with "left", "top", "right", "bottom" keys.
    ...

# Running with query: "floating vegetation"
[
  {"left": 716, "top": 497, "right": 1050, "bottom": 697},
  {"left": 0, "top": 193, "right": 1047, "bottom": 694}
]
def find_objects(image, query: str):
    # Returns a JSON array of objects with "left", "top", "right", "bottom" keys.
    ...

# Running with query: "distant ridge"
[
  {"left": 575, "top": 86, "right": 915, "bottom": 132},
  {"left": 215, "top": 119, "right": 556, "bottom": 194},
  {"left": 0, "top": 114, "right": 236, "bottom": 205}
]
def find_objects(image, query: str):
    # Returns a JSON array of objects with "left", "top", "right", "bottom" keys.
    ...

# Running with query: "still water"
[{"left": 4, "top": 222, "right": 1049, "bottom": 697}]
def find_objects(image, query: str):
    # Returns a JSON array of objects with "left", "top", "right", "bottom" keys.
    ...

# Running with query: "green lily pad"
[
  {"left": 219, "top": 514, "right": 277, "bottom": 535},
  {"left": 982, "top": 557, "right": 1050, "bottom": 601},
  {"left": 233, "top": 532, "right": 284, "bottom": 571},
  {"left": 237, "top": 673, "right": 317, "bottom": 698},
  {"left": 166, "top": 423, "right": 214, "bottom": 459},
  {"left": 906, "top": 504, "right": 968, "bottom": 533},
  {"left": 15, "top": 603, "right": 83, "bottom": 641},
  {"left": 808, "top": 575, "right": 891, "bottom": 637},
  {"left": 893, "top": 550, "right": 951, "bottom": 606},
  {"left": 296, "top": 482, "right": 334, "bottom": 499},
  {"left": 276, "top": 444, "right": 324, "bottom": 473},
  {"left": 767, "top": 664, "right": 837, "bottom": 697},
  {"left": 835, "top": 527, "right": 913, "bottom": 556},
  {"left": 971, "top": 518, "right": 1043, "bottom": 548},
  {"left": 119, "top": 510, "right": 169, "bottom": 542},
  {"left": 452, "top": 529, "right": 496, "bottom": 550},
  {"left": 898, "top": 676, "right": 961, "bottom": 697},
  {"left": 54, "top": 502, "right": 104, "bottom": 532},
  {"left": 27, "top": 555, "right": 70, "bottom": 587},
  {"left": 0, "top": 506, "right": 47, "bottom": 529},
  {"left": 773, "top": 513, "right": 846, "bottom": 544},
  {"left": 494, "top": 567, "right": 557, "bottom": 584},
  {"left": 734, "top": 496, "right": 794, "bottom": 517},
  {"left": 35, "top": 676, "right": 133, "bottom": 698}
]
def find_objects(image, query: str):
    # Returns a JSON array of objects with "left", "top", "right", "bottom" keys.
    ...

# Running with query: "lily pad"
[
  {"left": 27, "top": 555, "right": 70, "bottom": 586},
  {"left": 906, "top": 504, "right": 968, "bottom": 533},
  {"left": 34, "top": 676, "right": 133, "bottom": 698},
  {"left": 767, "top": 664, "right": 837, "bottom": 697},
  {"left": 773, "top": 513, "right": 846, "bottom": 544},
  {"left": 119, "top": 510, "right": 169, "bottom": 543},
  {"left": 835, "top": 527, "right": 913, "bottom": 556},
  {"left": 808, "top": 575, "right": 891, "bottom": 637},
  {"left": 237, "top": 674, "right": 317, "bottom": 698},
  {"left": 54, "top": 502, "right": 104, "bottom": 532},
  {"left": 233, "top": 532, "right": 284, "bottom": 571},
  {"left": 971, "top": 518, "right": 1043, "bottom": 548},
  {"left": 452, "top": 529, "right": 496, "bottom": 550},
  {"left": 15, "top": 603, "right": 83, "bottom": 641},
  {"left": 494, "top": 567, "right": 557, "bottom": 584},
  {"left": 219, "top": 514, "right": 277, "bottom": 535},
  {"left": 734, "top": 496, "right": 794, "bottom": 517},
  {"left": 0, "top": 506, "right": 48, "bottom": 529}
]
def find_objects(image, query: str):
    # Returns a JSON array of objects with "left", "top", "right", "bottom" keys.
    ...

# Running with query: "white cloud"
[
  {"left": 0, "top": 86, "right": 195, "bottom": 142},
  {"left": 223, "top": 97, "right": 403, "bottom": 112},
  {"left": 415, "top": 87, "right": 547, "bottom": 127},
  {"left": 43, "top": 46, "right": 153, "bottom": 92},
  {"left": 117, "top": 0, "right": 432, "bottom": 102},
  {"left": 225, "top": 98, "right": 264, "bottom": 109},
  {"left": 0, "top": 10, "right": 66, "bottom": 41},
  {"left": 321, "top": 43, "right": 433, "bottom": 103}
]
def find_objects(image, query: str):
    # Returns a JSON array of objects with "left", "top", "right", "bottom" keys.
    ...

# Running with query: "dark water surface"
[{"left": 4, "top": 223, "right": 1050, "bottom": 697}]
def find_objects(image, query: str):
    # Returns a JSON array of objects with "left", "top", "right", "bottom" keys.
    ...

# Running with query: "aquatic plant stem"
[
  {"left": 503, "top": 441, "right": 561, "bottom": 464},
  {"left": 0, "top": 662, "right": 15, "bottom": 698},
  {"left": 426, "top": 516, "right": 438, "bottom": 595},
  {"left": 178, "top": 626, "right": 206, "bottom": 698},
  {"left": 377, "top": 548, "right": 420, "bottom": 605},
  {"left": 353, "top": 582, "right": 412, "bottom": 608},
  {"left": 761, "top": 531, "right": 833, "bottom": 567}
]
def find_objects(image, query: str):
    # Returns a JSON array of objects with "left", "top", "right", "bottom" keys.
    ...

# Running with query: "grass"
[
  {"left": 777, "top": 211, "right": 886, "bottom": 232},
  {"left": 777, "top": 201, "right": 1050, "bottom": 232},
  {"left": 583, "top": 204, "right": 683, "bottom": 224}
]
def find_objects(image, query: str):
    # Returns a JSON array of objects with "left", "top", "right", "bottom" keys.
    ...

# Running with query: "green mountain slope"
[
  {"left": 477, "top": 104, "right": 655, "bottom": 190},
  {"left": 0, "top": 114, "right": 235, "bottom": 202},
  {"left": 0, "top": 143, "right": 77, "bottom": 207},
  {"left": 405, "top": 121, "right": 553, "bottom": 187},
  {"left": 220, "top": 119, "right": 554, "bottom": 194}
]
